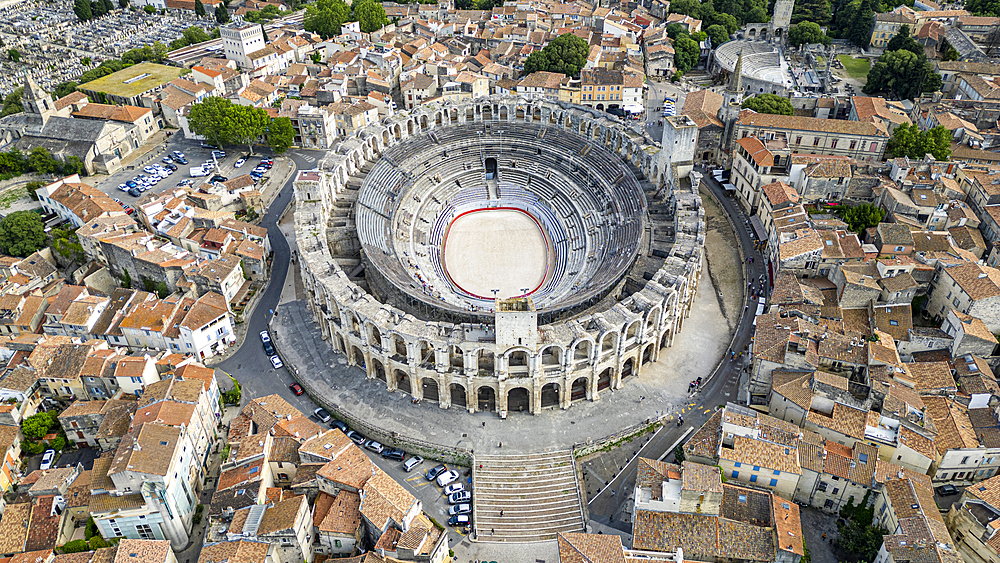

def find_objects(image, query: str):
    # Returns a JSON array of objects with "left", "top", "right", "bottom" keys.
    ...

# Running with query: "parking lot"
[{"left": 91, "top": 135, "right": 282, "bottom": 207}]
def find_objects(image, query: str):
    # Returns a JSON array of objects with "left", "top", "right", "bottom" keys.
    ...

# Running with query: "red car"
[{"left": 289, "top": 382, "right": 304, "bottom": 395}]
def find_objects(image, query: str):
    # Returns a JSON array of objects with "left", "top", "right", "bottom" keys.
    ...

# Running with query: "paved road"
[{"left": 586, "top": 169, "right": 769, "bottom": 531}]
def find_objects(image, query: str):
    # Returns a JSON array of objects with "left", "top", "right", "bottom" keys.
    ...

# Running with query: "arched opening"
[
  {"left": 477, "top": 386, "right": 495, "bottom": 411},
  {"left": 748, "top": 28, "right": 757, "bottom": 37},
  {"left": 598, "top": 368, "right": 612, "bottom": 390},
  {"left": 407, "top": 120, "right": 414, "bottom": 136},
  {"left": 369, "top": 326, "right": 382, "bottom": 349},
  {"left": 500, "top": 106, "right": 508, "bottom": 120},
  {"left": 533, "top": 107, "right": 541, "bottom": 121},
  {"left": 508, "top": 350, "right": 528, "bottom": 367},
  {"left": 642, "top": 345, "right": 653, "bottom": 365},
  {"left": 482, "top": 105, "right": 493, "bottom": 120},
  {"left": 396, "top": 370, "right": 411, "bottom": 394},
  {"left": 541, "top": 346, "right": 561, "bottom": 366},
  {"left": 352, "top": 346, "right": 365, "bottom": 368},
  {"left": 436, "top": 112, "right": 443, "bottom": 126},
  {"left": 420, "top": 115, "right": 428, "bottom": 131},
  {"left": 596, "top": 103, "right": 605, "bottom": 111},
  {"left": 372, "top": 359, "right": 385, "bottom": 382},
  {"left": 417, "top": 341, "right": 433, "bottom": 367},
  {"left": 451, "top": 383, "right": 467, "bottom": 408},
  {"left": 334, "top": 335, "right": 345, "bottom": 353},
  {"left": 349, "top": 314, "right": 360, "bottom": 335},
  {"left": 466, "top": 107, "right": 475, "bottom": 121},
  {"left": 392, "top": 336, "right": 407, "bottom": 360},
  {"left": 477, "top": 349, "right": 494, "bottom": 373},
  {"left": 422, "top": 378, "right": 439, "bottom": 402},
  {"left": 516, "top": 107, "right": 525, "bottom": 120},
  {"left": 393, "top": 124, "right": 402, "bottom": 140},
  {"left": 382, "top": 130, "right": 389, "bottom": 146},
  {"left": 571, "top": 377, "right": 588, "bottom": 401},
  {"left": 451, "top": 108, "right": 458, "bottom": 123},
  {"left": 485, "top": 157, "right": 497, "bottom": 180},
  {"left": 622, "top": 358, "right": 635, "bottom": 379},
  {"left": 449, "top": 345, "right": 464, "bottom": 369},
  {"left": 660, "top": 330, "right": 671, "bottom": 349},
  {"left": 540, "top": 383, "right": 559, "bottom": 408},
  {"left": 626, "top": 321, "right": 640, "bottom": 341},
  {"left": 574, "top": 340, "right": 592, "bottom": 362},
  {"left": 507, "top": 387, "right": 529, "bottom": 412},
  {"left": 601, "top": 333, "right": 616, "bottom": 353}
]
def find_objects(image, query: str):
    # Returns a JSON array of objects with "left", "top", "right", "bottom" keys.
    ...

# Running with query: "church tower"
[
  {"left": 718, "top": 50, "right": 745, "bottom": 153},
  {"left": 771, "top": 0, "right": 795, "bottom": 41},
  {"left": 21, "top": 75, "right": 56, "bottom": 124}
]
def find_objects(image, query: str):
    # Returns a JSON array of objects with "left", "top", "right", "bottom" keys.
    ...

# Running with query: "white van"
[{"left": 189, "top": 166, "right": 209, "bottom": 177}]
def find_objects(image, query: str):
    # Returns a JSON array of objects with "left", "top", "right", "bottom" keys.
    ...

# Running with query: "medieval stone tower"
[
  {"left": 771, "top": 0, "right": 795, "bottom": 40},
  {"left": 21, "top": 76, "right": 56, "bottom": 125},
  {"left": 718, "top": 50, "right": 745, "bottom": 153}
]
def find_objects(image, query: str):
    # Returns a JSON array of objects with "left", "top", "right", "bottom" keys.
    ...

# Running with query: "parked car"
[
  {"left": 346, "top": 430, "right": 365, "bottom": 444},
  {"left": 162, "top": 156, "right": 174, "bottom": 164},
  {"left": 172, "top": 150, "right": 185, "bottom": 158},
  {"left": 211, "top": 150, "right": 227, "bottom": 159},
  {"left": 263, "top": 341, "right": 275, "bottom": 356},
  {"left": 436, "top": 470, "right": 459, "bottom": 487},
  {"left": 40, "top": 449, "right": 55, "bottom": 470},
  {"left": 443, "top": 483, "right": 463, "bottom": 496},
  {"left": 381, "top": 448, "right": 405, "bottom": 461},
  {"left": 447, "top": 515, "right": 470, "bottom": 527},
  {"left": 234, "top": 157, "right": 246, "bottom": 168},
  {"left": 936, "top": 484, "right": 960, "bottom": 496},
  {"left": 143, "top": 166, "right": 157, "bottom": 174},
  {"left": 118, "top": 183, "right": 128, "bottom": 191},
  {"left": 175, "top": 157, "right": 188, "bottom": 165},
  {"left": 128, "top": 188, "right": 141, "bottom": 197},
  {"left": 200, "top": 142, "right": 218, "bottom": 149},
  {"left": 403, "top": 456, "right": 424, "bottom": 472},
  {"left": 448, "top": 503, "right": 471, "bottom": 516},
  {"left": 260, "top": 331, "right": 271, "bottom": 343},
  {"left": 289, "top": 382, "right": 303, "bottom": 395},
  {"left": 365, "top": 440, "right": 384, "bottom": 454},
  {"left": 178, "top": 179, "right": 194, "bottom": 186},
  {"left": 448, "top": 491, "right": 471, "bottom": 504},
  {"left": 125, "top": 180, "right": 138, "bottom": 188},
  {"left": 426, "top": 464, "right": 447, "bottom": 481},
  {"left": 313, "top": 407, "right": 332, "bottom": 423},
  {"left": 165, "top": 164, "right": 178, "bottom": 171},
  {"left": 330, "top": 420, "right": 348, "bottom": 432},
  {"left": 270, "top": 355, "right": 283, "bottom": 369},
  {"left": 210, "top": 175, "right": 228, "bottom": 183}
]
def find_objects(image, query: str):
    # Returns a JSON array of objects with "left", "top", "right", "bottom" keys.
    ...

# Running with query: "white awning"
[{"left": 623, "top": 104, "right": 644, "bottom": 113}]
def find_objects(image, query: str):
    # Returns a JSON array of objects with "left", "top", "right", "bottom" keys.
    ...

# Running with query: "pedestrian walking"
[
  {"left": 498, "top": 442, "right": 502, "bottom": 448},
  {"left": 482, "top": 421, "right": 486, "bottom": 428},
  {"left": 500, "top": 510, "right": 504, "bottom": 517}
]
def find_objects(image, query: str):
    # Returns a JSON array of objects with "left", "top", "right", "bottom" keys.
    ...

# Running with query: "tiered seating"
[{"left": 473, "top": 451, "right": 586, "bottom": 542}]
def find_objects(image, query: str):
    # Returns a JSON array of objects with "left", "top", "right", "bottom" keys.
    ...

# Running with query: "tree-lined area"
[
  {"left": 523, "top": 33, "right": 590, "bottom": 76},
  {"left": 304, "top": 0, "right": 389, "bottom": 39},
  {"left": 863, "top": 26, "right": 942, "bottom": 99},
  {"left": 186, "top": 97, "right": 295, "bottom": 154}
]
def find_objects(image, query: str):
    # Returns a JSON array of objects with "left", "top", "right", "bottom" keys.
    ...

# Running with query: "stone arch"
[
  {"left": 372, "top": 358, "right": 386, "bottom": 381},
  {"left": 652, "top": 163, "right": 660, "bottom": 185},
  {"left": 417, "top": 340, "right": 433, "bottom": 366},
  {"left": 482, "top": 105, "right": 493, "bottom": 120},
  {"left": 573, "top": 339, "right": 593, "bottom": 362},
  {"left": 660, "top": 329, "right": 672, "bottom": 348},
  {"left": 451, "top": 108, "right": 459, "bottom": 123},
  {"left": 466, "top": 107, "right": 475, "bottom": 121},
  {"left": 352, "top": 345, "right": 365, "bottom": 367},
  {"left": 598, "top": 368, "right": 613, "bottom": 390},
  {"left": 393, "top": 123, "right": 402, "bottom": 140},
  {"left": 507, "top": 348, "right": 529, "bottom": 367},
  {"left": 622, "top": 357, "right": 635, "bottom": 378},
  {"left": 449, "top": 345, "right": 464, "bottom": 370},
  {"left": 626, "top": 320, "right": 641, "bottom": 341},
  {"left": 601, "top": 332, "right": 617, "bottom": 353},
  {"left": 477, "top": 386, "right": 496, "bottom": 411},
  {"left": 541, "top": 383, "right": 559, "bottom": 408},
  {"left": 422, "top": 377, "right": 439, "bottom": 402},
  {"left": 407, "top": 119, "right": 415, "bottom": 136},
  {"left": 450, "top": 383, "right": 467, "bottom": 408},
  {"left": 647, "top": 306, "right": 662, "bottom": 332},
  {"left": 436, "top": 112, "right": 443, "bottom": 126},
  {"left": 395, "top": 369, "right": 411, "bottom": 394},
  {"left": 368, "top": 324, "right": 382, "bottom": 349},
  {"left": 390, "top": 334, "right": 407, "bottom": 360},
  {"left": 533, "top": 106, "right": 541, "bottom": 121},
  {"left": 596, "top": 103, "right": 605, "bottom": 111},
  {"left": 382, "top": 130, "right": 389, "bottom": 147},
  {"left": 420, "top": 115, "right": 428, "bottom": 131},
  {"left": 476, "top": 348, "right": 494, "bottom": 373},
  {"left": 362, "top": 141, "right": 373, "bottom": 162},
  {"left": 334, "top": 334, "right": 345, "bottom": 353},
  {"left": 516, "top": 106, "right": 525, "bottom": 120},
  {"left": 507, "top": 387, "right": 530, "bottom": 412},
  {"left": 540, "top": 345, "right": 562, "bottom": 366},
  {"left": 499, "top": 105, "right": 508, "bottom": 120},
  {"left": 642, "top": 344, "right": 654, "bottom": 366},
  {"left": 571, "top": 377, "right": 588, "bottom": 402}
]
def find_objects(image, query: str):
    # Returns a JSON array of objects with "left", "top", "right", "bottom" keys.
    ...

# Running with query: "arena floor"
[{"left": 443, "top": 208, "right": 549, "bottom": 300}]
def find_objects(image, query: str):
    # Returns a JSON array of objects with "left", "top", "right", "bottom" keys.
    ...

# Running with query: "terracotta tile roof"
[
  {"left": 109, "top": 423, "right": 180, "bottom": 476},
  {"left": 944, "top": 262, "right": 1000, "bottom": 300},
  {"left": 25, "top": 495, "right": 60, "bottom": 551},
  {"left": 923, "top": 396, "right": 980, "bottom": 453},
  {"left": 315, "top": 490, "right": 362, "bottom": 534},
  {"left": 257, "top": 495, "right": 306, "bottom": 536},
  {"left": 951, "top": 310, "right": 997, "bottom": 343},
  {"left": 113, "top": 539, "right": 171, "bottom": 563},
  {"left": 683, "top": 409, "right": 722, "bottom": 460},
  {"left": 908, "top": 361, "right": 958, "bottom": 393},
  {"left": 632, "top": 510, "right": 720, "bottom": 558},
  {"left": 736, "top": 136, "right": 774, "bottom": 167},
  {"left": 723, "top": 436, "right": 800, "bottom": 475},
  {"left": 681, "top": 461, "right": 722, "bottom": 493},
  {"left": 358, "top": 468, "right": 418, "bottom": 530},
  {"left": 636, "top": 458, "right": 678, "bottom": 501},
  {"left": 0, "top": 502, "right": 30, "bottom": 553},
  {"left": 88, "top": 492, "right": 146, "bottom": 513},
  {"left": 762, "top": 181, "right": 799, "bottom": 207},
  {"left": 807, "top": 403, "right": 868, "bottom": 440},
  {"left": 198, "top": 541, "right": 271, "bottom": 563},
  {"left": 772, "top": 371, "right": 813, "bottom": 411},
  {"left": 738, "top": 109, "right": 887, "bottom": 137},
  {"left": 719, "top": 519, "right": 775, "bottom": 561},
  {"left": 898, "top": 426, "right": 937, "bottom": 460},
  {"left": 208, "top": 482, "right": 261, "bottom": 516},
  {"left": 680, "top": 89, "right": 723, "bottom": 129},
  {"left": 557, "top": 532, "right": 627, "bottom": 563},
  {"left": 217, "top": 459, "right": 265, "bottom": 492}
]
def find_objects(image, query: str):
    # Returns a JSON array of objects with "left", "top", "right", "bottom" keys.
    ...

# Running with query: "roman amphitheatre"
[{"left": 292, "top": 95, "right": 707, "bottom": 417}]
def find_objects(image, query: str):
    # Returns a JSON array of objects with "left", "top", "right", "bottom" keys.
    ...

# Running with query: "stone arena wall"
[{"left": 292, "top": 96, "right": 708, "bottom": 415}]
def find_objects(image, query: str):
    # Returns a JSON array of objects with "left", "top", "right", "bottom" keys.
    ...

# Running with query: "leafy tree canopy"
[
  {"left": 215, "top": 2, "right": 230, "bottom": 23},
  {"left": 188, "top": 96, "right": 235, "bottom": 148},
  {"left": 967, "top": 0, "right": 1000, "bottom": 16},
  {"left": 843, "top": 203, "right": 885, "bottom": 235},
  {"left": 195, "top": 0, "right": 205, "bottom": 16},
  {"left": 522, "top": 33, "right": 590, "bottom": 77},
  {"left": 267, "top": 116, "right": 295, "bottom": 154},
  {"left": 741, "top": 93, "right": 794, "bottom": 115},
  {"left": 705, "top": 24, "right": 730, "bottom": 48},
  {"left": 885, "top": 24, "right": 922, "bottom": 55},
  {"left": 73, "top": 0, "right": 92, "bottom": 21},
  {"left": 788, "top": 21, "right": 831, "bottom": 46},
  {"left": 62, "top": 540, "right": 91, "bottom": 554},
  {"left": 863, "top": 48, "right": 941, "bottom": 99},
  {"left": 1, "top": 88, "right": 23, "bottom": 118},
  {"left": 354, "top": 0, "right": 389, "bottom": 33},
  {"left": 887, "top": 123, "right": 952, "bottom": 160},
  {"left": 673, "top": 34, "right": 700, "bottom": 75},
  {"left": 21, "top": 410, "right": 59, "bottom": 440},
  {"left": 305, "top": 0, "right": 350, "bottom": 39},
  {"left": 791, "top": 0, "right": 832, "bottom": 26}
]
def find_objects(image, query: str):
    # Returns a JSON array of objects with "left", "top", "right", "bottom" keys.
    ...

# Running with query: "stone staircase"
[{"left": 473, "top": 450, "right": 586, "bottom": 542}]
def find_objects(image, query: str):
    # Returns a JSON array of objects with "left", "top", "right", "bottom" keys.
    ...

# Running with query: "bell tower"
[
  {"left": 718, "top": 50, "right": 745, "bottom": 153},
  {"left": 21, "top": 75, "right": 56, "bottom": 124}
]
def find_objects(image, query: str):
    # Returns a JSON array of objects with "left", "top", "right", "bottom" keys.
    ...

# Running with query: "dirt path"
[{"left": 699, "top": 187, "right": 743, "bottom": 331}]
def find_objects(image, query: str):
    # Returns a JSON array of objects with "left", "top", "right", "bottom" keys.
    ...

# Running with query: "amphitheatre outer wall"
[{"left": 292, "top": 96, "right": 708, "bottom": 417}]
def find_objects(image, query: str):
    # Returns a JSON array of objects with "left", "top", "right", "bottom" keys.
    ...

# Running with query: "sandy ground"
[
  {"left": 700, "top": 187, "right": 744, "bottom": 331},
  {"left": 443, "top": 209, "right": 548, "bottom": 299}
]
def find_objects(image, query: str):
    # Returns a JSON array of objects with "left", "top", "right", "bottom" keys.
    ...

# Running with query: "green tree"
[
  {"left": 28, "top": 147, "right": 58, "bottom": 174},
  {"left": 100, "top": 0, "right": 114, "bottom": 14},
  {"left": 864, "top": 48, "right": 940, "bottom": 100},
  {"left": 21, "top": 439, "right": 44, "bottom": 455},
  {"left": 966, "top": 0, "right": 1000, "bottom": 16},
  {"left": 143, "top": 4, "right": 156, "bottom": 13},
  {"left": 225, "top": 105, "right": 270, "bottom": 154},
  {"left": 522, "top": 32, "right": 590, "bottom": 76},
  {"left": 849, "top": 0, "right": 875, "bottom": 48},
  {"left": 304, "top": 0, "right": 351, "bottom": 39},
  {"left": 187, "top": 96, "right": 235, "bottom": 148},
  {"left": 705, "top": 24, "right": 729, "bottom": 48},
  {"left": 81, "top": 56, "right": 91, "bottom": 66},
  {"left": 7, "top": 49, "right": 19, "bottom": 62},
  {"left": 887, "top": 123, "right": 952, "bottom": 160},
  {"left": 215, "top": 1, "right": 230, "bottom": 22},
  {"left": 92, "top": 0, "right": 107, "bottom": 17},
  {"left": 885, "top": 25, "right": 921, "bottom": 55},
  {"left": 310, "top": 50, "right": 323, "bottom": 63},
  {"left": 53, "top": 81, "right": 78, "bottom": 99},
  {"left": 835, "top": 519, "right": 887, "bottom": 563},
  {"left": 267, "top": 116, "right": 295, "bottom": 154},
  {"left": 195, "top": 0, "right": 206, "bottom": 16},
  {"left": 674, "top": 35, "right": 700, "bottom": 74},
  {"left": 62, "top": 155, "right": 86, "bottom": 176},
  {"left": 118, "top": 0, "right": 128, "bottom": 8},
  {"left": 0, "top": 211, "right": 46, "bottom": 257},
  {"left": 0, "top": 150, "right": 25, "bottom": 176},
  {"left": 89, "top": 536, "right": 108, "bottom": 549},
  {"left": 354, "top": 0, "right": 389, "bottom": 33},
  {"left": 665, "top": 22, "right": 688, "bottom": 40},
  {"left": 791, "top": 0, "right": 831, "bottom": 26},
  {"left": 0, "top": 88, "right": 22, "bottom": 118},
  {"left": 707, "top": 12, "right": 739, "bottom": 35},
  {"left": 742, "top": 93, "right": 794, "bottom": 115},
  {"left": 62, "top": 540, "right": 90, "bottom": 554},
  {"left": 788, "top": 21, "right": 830, "bottom": 46},
  {"left": 21, "top": 410, "right": 58, "bottom": 440},
  {"left": 843, "top": 203, "right": 885, "bottom": 235},
  {"left": 73, "top": 0, "right": 94, "bottom": 21}
]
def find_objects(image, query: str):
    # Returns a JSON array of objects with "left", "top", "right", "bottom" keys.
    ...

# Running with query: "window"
[
  {"left": 859, "top": 453, "right": 869, "bottom": 464},
  {"left": 770, "top": 479, "right": 778, "bottom": 487},
  {"left": 753, "top": 465, "right": 760, "bottom": 471},
  {"left": 732, "top": 471, "right": 739, "bottom": 479},
  {"left": 796, "top": 136, "right": 802, "bottom": 144},
  {"left": 824, "top": 499, "right": 834, "bottom": 508},
  {"left": 895, "top": 246, "right": 905, "bottom": 252},
  {"left": 889, "top": 320, "right": 898, "bottom": 326},
  {"left": 735, "top": 461, "right": 741, "bottom": 467},
  {"left": 750, "top": 475, "right": 758, "bottom": 483},
  {"left": 813, "top": 138, "right": 820, "bottom": 146},
  {"left": 850, "top": 141, "right": 857, "bottom": 150},
  {"left": 738, "top": 494, "right": 747, "bottom": 503},
  {"left": 831, "top": 140, "right": 838, "bottom": 149},
  {"left": 870, "top": 142, "right": 878, "bottom": 152},
  {"left": 833, "top": 488, "right": 839, "bottom": 494},
  {"left": 818, "top": 481, "right": 828, "bottom": 492},
  {"left": 774, "top": 470, "right": 780, "bottom": 475},
  {"left": 962, "top": 456, "right": 970, "bottom": 464},
  {"left": 335, "top": 540, "right": 342, "bottom": 548},
  {"left": 130, "top": 377, "right": 141, "bottom": 383}
]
